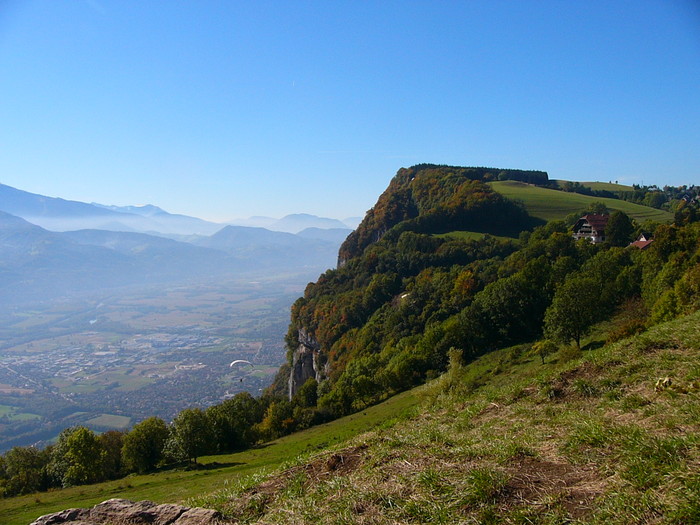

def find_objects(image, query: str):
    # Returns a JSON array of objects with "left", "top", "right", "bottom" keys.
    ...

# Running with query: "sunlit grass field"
[
  {"left": 7, "top": 309, "right": 699, "bottom": 524},
  {"left": 490, "top": 181, "right": 673, "bottom": 223},
  {"left": 0, "top": 389, "right": 419, "bottom": 525}
]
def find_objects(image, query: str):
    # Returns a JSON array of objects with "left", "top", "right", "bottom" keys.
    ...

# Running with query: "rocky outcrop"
[
  {"left": 29, "top": 498, "right": 226, "bottom": 525},
  {"left": 288, "top": 328, "right": 323, "bottom": 399}
]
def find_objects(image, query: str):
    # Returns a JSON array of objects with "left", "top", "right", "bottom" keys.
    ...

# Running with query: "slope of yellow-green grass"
[
  {"left": 490, "top": 181, "right": 672, "bottom": 223},
  {"left": 0, "top": 390, "right": 419, "bottom": 525},
  {"left": 191, "top": 311, "right": 700, "bottom": 524},
  {"left": 581, "top": 181, "right": 635, "bottom": 192},
  {"left": 7, "top": 311, "right": 698, "bottom": 524},
  {"left": 550, "top": 180, "right": 635, "bottom": 192}
]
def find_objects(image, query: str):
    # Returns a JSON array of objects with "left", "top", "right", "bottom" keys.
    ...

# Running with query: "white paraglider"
[
  {"left": 230, "top": 359, "right": 254, "bottom": 382},
  {"left": 230, "top": 359, "right": 253, "bottom": 368}
]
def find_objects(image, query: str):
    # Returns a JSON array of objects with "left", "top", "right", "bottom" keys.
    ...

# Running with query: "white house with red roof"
[{"left": 572, "top": 214, "right": 609, "bottom": 244}]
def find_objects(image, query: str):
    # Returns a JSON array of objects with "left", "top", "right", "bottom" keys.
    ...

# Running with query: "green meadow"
[
  {"left": 0, "top": 389, "right": 418, "bottom": 525},
  {"left": 490, "top": 181, "right": 673, "bottom": 223}
]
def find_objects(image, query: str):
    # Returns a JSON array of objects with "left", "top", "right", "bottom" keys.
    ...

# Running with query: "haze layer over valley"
[{"left": 0, "top": 183, "right": 352, "bottom": 451}]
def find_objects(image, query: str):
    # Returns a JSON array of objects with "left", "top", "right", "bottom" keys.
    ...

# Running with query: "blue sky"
[{"left": 1, "top": 1, "right": 698, "bottom": 222}]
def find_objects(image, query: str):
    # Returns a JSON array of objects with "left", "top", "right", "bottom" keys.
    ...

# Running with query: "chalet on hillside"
[
  {"left": 630, "top": 232, "right": 654, "bottom": 250},
  {"left": 572, "top": 214, "right": 609, "bottom": 244}
]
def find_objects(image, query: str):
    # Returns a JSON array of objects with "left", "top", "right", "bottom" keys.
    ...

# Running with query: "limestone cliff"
[{"left": 288, "top": 328, "right": 324, "bottom": 399}]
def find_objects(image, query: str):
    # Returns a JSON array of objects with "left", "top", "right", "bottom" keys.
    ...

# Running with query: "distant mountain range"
[
  {"left": 0, "top": 183, "right": 358, "bottom": 236},
  {"left": 0, "top": 183, "right": 222, "bottom": 235},
  {"left": 0, "top": 183, "right": 358, "bottom": 308},
  {"left": 267, "top": 213, "right": 349, "bottom": 233},
  {"left": 228, "top": 214, "right": 361, "bottom": 233},
  {"left": 0, "top": 211, "right": 343, "bottom": 308}
]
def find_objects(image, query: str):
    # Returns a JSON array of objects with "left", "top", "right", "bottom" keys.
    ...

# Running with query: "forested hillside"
[
  {"left": 281, "top": 164, "right": 698, "bottom": 423},
  {"left": 337, "top": 164, "right": 546, "bottom": 264}
]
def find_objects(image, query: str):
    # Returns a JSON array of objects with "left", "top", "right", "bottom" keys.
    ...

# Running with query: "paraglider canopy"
[{"left": 229, "top": 359, "right": 254, "bottom": 383}]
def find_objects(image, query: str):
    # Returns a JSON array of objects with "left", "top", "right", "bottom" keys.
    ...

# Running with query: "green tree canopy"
[
  {"left": 544, "top": 276, "right": 599, "bottom": 349},
  {"left": 605, "top": 210, "right": 635, "bottom": 247},
  {"left": 0, "top": 446, "right": 50, "bottom": 496},
  {"left": 206, "top": 392, "right": 262, "bottom": 453},
  {"left": 121, "top": 417, "right": 168, "bottom": 474},
  {"left": 532, "top": 339, "right": 558, "bottom": 365},
  {"left": 166, "top": 408, "right": 214, "bottom": 464},
  {"left": 99, "top": 430, "right": 125, "bottom": 480},
  {"left": 585, "top": 201, "right": 609, "bottom": 215},
  {"left": 49, "top": 426, "right": 105, "bottom": 487}
]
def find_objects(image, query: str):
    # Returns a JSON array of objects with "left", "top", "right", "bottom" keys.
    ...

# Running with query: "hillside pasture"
[
  {"left": 195, "top": 311, "right": 700, "bottom": 524},
  {"left": 490, "top": 181, "right": 672, "bottom": 223},
  {"left": 580, "top": 181, "right": 635, "bottom": 192},
  {"left": 0, "top": 404, "right": 40, "bottom": 422},
  {"left": 0, "top": 388, "right": 419, "bottom": 525}
]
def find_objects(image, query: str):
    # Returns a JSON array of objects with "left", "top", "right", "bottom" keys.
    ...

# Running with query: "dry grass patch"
[
  {"left": 504, "top": 455, "right": 605, "bottom": 519},
  {"left": 219, "top": 444, "right": 369, "bottom": 521}
]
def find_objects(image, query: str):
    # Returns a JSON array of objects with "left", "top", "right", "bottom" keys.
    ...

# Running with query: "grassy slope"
[
  {"left": 490, "top": 181, "right": 672, "bottom": 223},
  {"left": 0, "top": 390, "right": 419, "bottom": 525},
  {"left": 5, "top": 315, "right": 697, "bottom": 525},
  {"left": 580, "top": 181, "right": 635, "bottom": 192},
  {"left": 550, "top": 180, "right": 636, "bottom": 192},
  {"left": 189, "top": 311, "right": 700, "bottom": 524}
]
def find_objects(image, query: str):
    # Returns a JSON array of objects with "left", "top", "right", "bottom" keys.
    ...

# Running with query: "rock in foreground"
[{"left": 29, "top": 498, "right": 226, "bottom": 525}]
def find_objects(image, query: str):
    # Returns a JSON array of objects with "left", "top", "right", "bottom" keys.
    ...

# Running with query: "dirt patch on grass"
[
  {"left": 545, "top": 362, "right": 606, "bottom": 401},
  {"left": 303, "top": 443, "right": 368, "bottom": 481},
  {"left": 504, "top": 455, "right": 605, "bottom": 518},
  {"left": 220, "top": 444, "right": 370, "bottom": 521},
  {"left": 235, "top": 444, "right": 369, "bottom": 504},
  {"left": 557, "top": 362, "right": 602, "bottom": 384}
]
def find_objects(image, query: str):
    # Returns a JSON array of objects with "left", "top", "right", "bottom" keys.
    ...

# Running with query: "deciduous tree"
[
  {"left": 605, "top": 210, "right": 635, "bottom": 247},
  {"left": 121, "top": 417, "right": 168, "bottom": 474},
  {"left": 166, "top": 408, "right": 214, "bottom": 464},
  {"left": 544, "top": 276, "right": 599, "bottom": 349},
  {"left": 49, "top": 426, "right": 105, "bottom": 487}
]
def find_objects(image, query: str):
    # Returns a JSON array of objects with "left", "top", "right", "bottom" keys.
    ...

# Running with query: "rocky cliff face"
[
  {"left": 288, "top": 328, "right": 324, "bottom": 399},
  {"left": 30, "top": 498, "right": 225, "bottom": 525}
]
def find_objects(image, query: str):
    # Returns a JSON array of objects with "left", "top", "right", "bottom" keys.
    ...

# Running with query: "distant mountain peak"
[
  {"left": 269, "top": 214, "right": 349, "bottom": 234},
  {"left": 92, "top": 203, "right": 168, "bottom": 217}
]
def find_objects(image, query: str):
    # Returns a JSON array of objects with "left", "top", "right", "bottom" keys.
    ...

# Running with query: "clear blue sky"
[{"left": 1, "top": 1, "right": 698, "bottom": 222}]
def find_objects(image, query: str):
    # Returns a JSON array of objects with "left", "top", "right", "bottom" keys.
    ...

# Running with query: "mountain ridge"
[
  {"left": 1, "top": 182, "right": 358, "bottom": 236},
  {"left": 0, "top": 211, "right": 343, "bottom": 309},
  {"left": 0, "top": 183, "right": 222, "bottom": 235}
]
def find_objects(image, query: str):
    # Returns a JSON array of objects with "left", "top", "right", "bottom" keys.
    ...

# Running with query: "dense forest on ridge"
[{"left": 281, "top": 165, "right": 699, "bottom": 420}]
